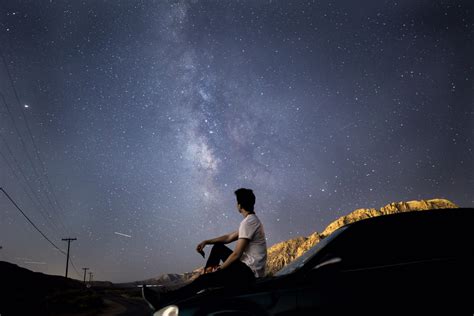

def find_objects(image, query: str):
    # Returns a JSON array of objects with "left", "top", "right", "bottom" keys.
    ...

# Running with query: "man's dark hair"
[{"left": 234, "top": 188, "right": 256, "bottom": 213}]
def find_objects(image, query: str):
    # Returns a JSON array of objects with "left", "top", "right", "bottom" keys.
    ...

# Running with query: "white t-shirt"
[{"left": 238, "top": 213, "right": 267, "bottom": 278}]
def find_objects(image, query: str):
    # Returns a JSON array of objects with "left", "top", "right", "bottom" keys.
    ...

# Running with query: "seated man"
[{"left": 143, "top": 188, "right": 267, "bottom": 310}]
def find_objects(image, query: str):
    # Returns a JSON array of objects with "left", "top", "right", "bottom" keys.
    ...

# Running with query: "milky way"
[{"left": 0, "top": 1, "right": 472, "bottom": 282}]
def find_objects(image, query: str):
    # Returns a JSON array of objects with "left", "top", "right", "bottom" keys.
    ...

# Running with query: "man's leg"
[
  {"left": 158, "top": 268, "right": 225, "bottom": 304},
  {"left": 204, "top": 243, "right": 233, "bottom": 271},
  {"left": 143, "top": 271, "right": 228, "bottom": 311},
  {"left": 159, "top": 260, "right": 255, "bottom": 306}
]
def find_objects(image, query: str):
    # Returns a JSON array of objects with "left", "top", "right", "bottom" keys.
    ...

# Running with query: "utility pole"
[
  {"left": 82, "top": 267, "right": 89, "bottom": 283},
  {"left": 89, "top": 271, "right": 93, "bottom": 283},
  {"left": 61, "top": 238, "right": 76, "bottom": 278}
]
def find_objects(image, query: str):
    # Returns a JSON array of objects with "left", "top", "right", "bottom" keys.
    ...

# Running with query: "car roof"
[{"left": 340, "top": 207, "right": 473, "bottom": 231}]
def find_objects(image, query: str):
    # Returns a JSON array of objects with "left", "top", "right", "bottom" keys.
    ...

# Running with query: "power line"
[
  {"left": 16, "top": 106, "right": 69, "bottom": 235},
  {"left": 0, "top": 134, "right": 62, "bottom": 236},
  {"left": 0, "top": 53, "right": 68, "bottom": 235},
  {"left": 69, "top": 256, "right": 82, "bottom": 278},
  {"left": 0, "top": 49, "right": 84, "bottom": 281},
  {"left": 0, "top": 91, "right": 66, "bottom": 236},
  {"left": 0, "top": 187, "right": 83, "bottom": 280},
  {"left": 0, "top": 187, "right": 66, "bottom": 255}
]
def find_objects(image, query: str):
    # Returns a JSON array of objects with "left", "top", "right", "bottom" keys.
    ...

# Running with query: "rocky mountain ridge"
[{"left": 148, "top": 198, "right": 457, "bottom": 283}]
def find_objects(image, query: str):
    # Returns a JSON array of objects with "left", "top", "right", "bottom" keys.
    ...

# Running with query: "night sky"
[{"left": 0, "top": 0, "right": 472, "bottom": 282}]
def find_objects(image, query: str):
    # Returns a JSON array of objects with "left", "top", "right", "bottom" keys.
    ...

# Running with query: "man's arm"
[
  {"left": 219, "top": 238, "right": 249, "bottom": 270},
  {"left": 196, "top": 231, "right": 238, "bottom": 254},
  {"left": 205, "top": 231, "right": 238, "bottom": 245}
]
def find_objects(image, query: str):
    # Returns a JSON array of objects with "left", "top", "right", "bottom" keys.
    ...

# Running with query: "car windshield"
[{"left": 275, "top": 226, "right": 347, "bottom": 276}]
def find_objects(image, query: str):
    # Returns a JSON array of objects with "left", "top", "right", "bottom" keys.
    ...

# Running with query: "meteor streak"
[{"left": 114, "top": 231, "right": 132, "bottom": 238}]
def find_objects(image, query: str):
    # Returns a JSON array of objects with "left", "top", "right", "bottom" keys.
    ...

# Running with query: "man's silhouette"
[{"left": 143, "top": 188, "right": 267, "bottom": 310}]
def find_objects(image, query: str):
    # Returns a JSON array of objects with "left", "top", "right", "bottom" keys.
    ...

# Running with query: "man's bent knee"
[{"left": 212, "top": 243, "right": 226, "bottom": 249}]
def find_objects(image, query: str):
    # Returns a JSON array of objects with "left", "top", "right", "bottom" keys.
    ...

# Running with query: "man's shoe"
[
  {"left": 203, "top": 265, "right": 220, "bottom": 274},
  {"left": 141, "top": 285, "right": 161, "bottom": 311}
]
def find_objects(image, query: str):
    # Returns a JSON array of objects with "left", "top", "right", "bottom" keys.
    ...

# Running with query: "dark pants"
[
  {"left": 204, "top": 242, "right": 232, "bottom": 270},
  {"left": 163, "top": 244, "right": 255, "bottom": 303}
]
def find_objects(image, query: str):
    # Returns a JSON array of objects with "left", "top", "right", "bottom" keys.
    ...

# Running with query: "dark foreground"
[{"left": 0, "top": 261, "right": 149, "bottom": 316}]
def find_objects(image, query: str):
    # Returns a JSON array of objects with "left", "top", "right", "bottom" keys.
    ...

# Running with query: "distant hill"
[
  {"left": 0, "top": 260, "right": 83, "bottom": 290},
  {"left": 0, "top": 261, "right": 102, "bottom": 315},
  {"left": 265, "top": 198, "right": 458, "bottom": 275},
  {"left": 121, "top": 267, "right": 203, "bottom": 290}
]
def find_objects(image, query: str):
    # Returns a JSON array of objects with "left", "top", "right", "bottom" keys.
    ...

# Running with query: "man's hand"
[{"left": 196, "top": 240, "right": 207, "bottom": 257}]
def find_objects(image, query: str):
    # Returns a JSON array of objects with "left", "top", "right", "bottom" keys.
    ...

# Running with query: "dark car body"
[{"left": 160, "top": 208, "right": 473, "bottom": 315}]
